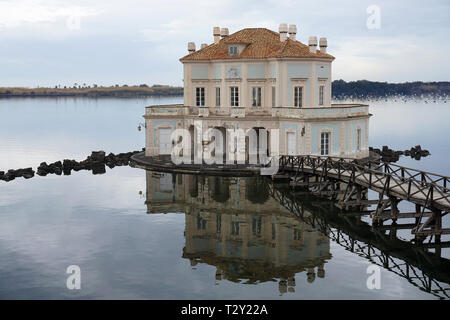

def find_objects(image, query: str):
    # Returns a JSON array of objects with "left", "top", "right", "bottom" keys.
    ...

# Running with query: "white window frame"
[
  {"left": 215, "top": 87, "right": 220, "bottom": 107},
  {"left": 357, "top": 127, "right": 362, "bottom": 151},
  {"left": 271, "top": 86, "right": 276, "bottom": 107},
  {"left": 195, "top": 87, "right": 205, "bottom": 107},
  {"left": 318, "top": 78, "right": 327, "bottom": 106},
  {"left": 230, "top": 86, "right": 239, "bottom": 107},
  {"left": 319, "top": 85, "right": 324, "bottom": 106},
  {"left": 320, "top": 131, "right": 330, "bottom": 155},
  {"left": 294, "top": 86, "right": 304, "bottom": 107},
  {"left": 251, "top": 86, "right": 262, "bottom": 107}
]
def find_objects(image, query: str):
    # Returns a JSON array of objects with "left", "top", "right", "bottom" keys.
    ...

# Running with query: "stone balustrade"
[{"left": 146, "top": 103, "right": 368, "bottom": 119}]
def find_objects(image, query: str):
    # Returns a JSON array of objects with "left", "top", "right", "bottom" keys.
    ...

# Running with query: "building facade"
[{"left": 144, "top": 24, "right": 370, "bottom": 162}]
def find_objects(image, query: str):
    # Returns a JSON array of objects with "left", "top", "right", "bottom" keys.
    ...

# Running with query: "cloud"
[
  {"left": 0, "top": 0, "right": 97, "bottom": 29},
  {"left": 0, "top": 0, "right": 448, "bottom": 86},
  {"left": 332, "top": 35, "right": 450, "bottom": 82}
]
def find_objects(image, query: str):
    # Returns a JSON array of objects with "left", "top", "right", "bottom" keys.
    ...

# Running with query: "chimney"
[
  {"left": 319, "top": 37, "right": 327, "bottom": 53},
  {"left": 188, "top": 42, "right": 196, "bottom": 53},
  {"left": 308, "top": 36, "right": 317, "bottom": 53},
  {"left": 201, "top": 43, "right": 208, "bottom": 49},
  {"left": 288, "top": 24, "right": 297, "bottom": 41},
  {"left": 279, "top": 23, "right": 288, "bottom": 41},
  {"left": 213, "top": 26, "right": 220, "bottom": 43},
  {"left": 220, "top": 28, "right": 229, "bottom": 39}
]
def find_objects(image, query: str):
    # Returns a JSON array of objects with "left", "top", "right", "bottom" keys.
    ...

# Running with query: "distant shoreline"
[
  {"left": 0, "top": 85, "right": 183, "bottom": 98},
  {"left": 0, "top": 81, "right": 448, "bottom": 99}
]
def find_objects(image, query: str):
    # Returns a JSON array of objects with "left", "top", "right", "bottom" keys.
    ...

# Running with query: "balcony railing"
[
  {"left": 145, "top": 104, "right": 188, "bottom": 116},
  {"left": 198, "top": 107, "right": 209, "bottom": 117},
  {"left": 230, "top": 107, "right": 245, "bottom": 118},
  {"left": 272, "top": 104, "right": 369, "bottom": 119},
  {"left": 146, "top": 103, "right": 369, "bottom": 119}
]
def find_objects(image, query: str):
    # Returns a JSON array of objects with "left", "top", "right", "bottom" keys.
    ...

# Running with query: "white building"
[{"left": 144, "top": 24, "right": 370, "bottom": 162}]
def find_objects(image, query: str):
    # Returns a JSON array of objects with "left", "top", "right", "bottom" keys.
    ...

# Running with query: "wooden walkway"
[{"left": 277, "top": 155, "right": 450, "bottom": 238}]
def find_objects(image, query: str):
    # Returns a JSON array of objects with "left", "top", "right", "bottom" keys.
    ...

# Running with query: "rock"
[
  {"left": 106, "top": 162, "right": 115, "bottom": 169},
  {"left": 62, "top": 159, "right": 77, "bottom": 175},
  {"left": 105, "top": 153, "right": 116, "bottom": 162},
  {"left": 63, "top": 159, "right": 77, "bottom": 170},
  {"left": 1, "top": 149, "right": 138, "bottom": 182},
  {"left": 91, "top": 151, "right": 106, "bottom": 162},
  {"left": 92, "top": 163, "right": 106, "bottom": 175},
  {"left": 15, "top": 167, "right": 35, "bottom": 179},
  {"left": 53, "top": 166, "right": 62, "bottom": 175},
  {"left": 53, "top": 161, "right": 63, "bottom": 168},
  {"left": 37, "top": 168, "right": 48, "bottom": 176},
  {"left": 3, "top": 170, "right": 15, "bottom": 181},
  {"left": 22, "top": 171, "right": 35, "bottom": 179}
]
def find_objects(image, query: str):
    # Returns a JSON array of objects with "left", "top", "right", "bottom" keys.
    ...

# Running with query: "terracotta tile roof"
[{"left": 180, "top": 28, "right": 334, "bottom": 61}]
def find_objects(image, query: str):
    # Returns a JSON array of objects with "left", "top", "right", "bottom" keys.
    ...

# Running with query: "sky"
[{"left": 0, "top": 0, "right": 449, "bottom": 87}]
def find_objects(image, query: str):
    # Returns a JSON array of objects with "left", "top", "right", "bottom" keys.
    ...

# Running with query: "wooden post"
[
  {"left": 434, "top": 209, "right": 442, "bottom": 258},
  {"left": 389, "top": 196, "right": 399, "bottom": 222},
  {"left": 415, "top": 204, "right": 421, "bottom": 225}
]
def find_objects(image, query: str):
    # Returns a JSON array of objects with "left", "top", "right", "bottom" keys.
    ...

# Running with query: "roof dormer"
[
  {"left": 227, "top": 43, "right": 246, "bottom": 56},
  {"left": 228, "top": 45, "right": 238, "bottom": 56}
]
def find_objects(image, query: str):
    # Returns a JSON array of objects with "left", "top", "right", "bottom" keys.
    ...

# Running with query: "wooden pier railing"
[{"left": 276, "top": 155, "right": 450, "bottom": 239}]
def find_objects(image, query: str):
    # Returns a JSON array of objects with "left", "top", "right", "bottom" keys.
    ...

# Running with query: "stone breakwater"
[
  {"left": 0, "top": 149, "right": 144, "bottom": 182},
  {"left": 370, "top": 145, "right": 430, "bottom": 163}
]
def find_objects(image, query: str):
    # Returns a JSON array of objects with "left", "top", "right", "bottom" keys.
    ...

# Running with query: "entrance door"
[
  {"left": 158, "top": 128, "right": 172, "bottom": 155},
  {"left": 287, "top": 132, "right": 296, "bottom": 155}
]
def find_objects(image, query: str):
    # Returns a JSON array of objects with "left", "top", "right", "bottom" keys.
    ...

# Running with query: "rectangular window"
[
  {"left": 272, "top": 86, "right": 276, "bottom": 107},
  {"left": 229, "top": 46, "right": 238, "bottom": 55},
  {"left": 319, "top": 85, "right": 324, "bottom": 106},
  {"left": 272, "top": 223, "right": 276, "bottom": 240},
  {"left": 251, "top": 87, "right": 262, "bottom": 107},
  {"left": 294, "top": 86, "right": 303, "bottom": 107},
  {"left": 231, "top": 221, "right": 239, "bottom": 235},
  {"left": 230, "top": 86, "right": 239, "bottom": 106},
  {"left": 294, "top": 229, "right": 301, "bottom": 241},
  {"left": 215, "top": 87, "right": 220, "bottom": 107},
  {"left": 216, "top": 214, "right": 221, "bottom": 233},
  {"left": 320, "top": 132, "right": 330, "bottom": 155},
  {"left": 196, "top": 87, "right": 205, "bottom": 107},
  {"left": 197, "top": 214, "right": 206, "bottom": 230},
  {"left": 357, "top": 128, "right": 361, "bottom": 151},
  {"left": 252, "top": 217, "right": 262, "bottom": 236}
]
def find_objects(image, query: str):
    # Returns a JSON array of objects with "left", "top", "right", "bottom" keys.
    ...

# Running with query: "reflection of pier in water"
[
  {"left": 145, "top": 171, "right": 331, "bottom": 294},
  {"left": 268, "top": 183, "right": 450, "bottom": 299},
  {"left": 144, "top": 171, "right": 450, "bottom": 299}
]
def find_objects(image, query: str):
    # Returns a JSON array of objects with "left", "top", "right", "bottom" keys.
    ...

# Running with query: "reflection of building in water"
[{"left": 145, "top": 171, "right": 331, "bottom": 293}]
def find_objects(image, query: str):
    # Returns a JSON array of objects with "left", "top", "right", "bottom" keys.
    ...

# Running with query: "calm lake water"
[{"left": 0, "top": 96, "right": 449, "bottom": 299}]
